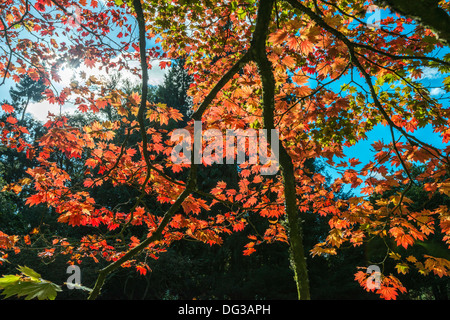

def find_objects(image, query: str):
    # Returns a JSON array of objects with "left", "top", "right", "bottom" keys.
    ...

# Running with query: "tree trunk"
[{"left": 252, "top": 0, "right": 311, "bottom": 300}]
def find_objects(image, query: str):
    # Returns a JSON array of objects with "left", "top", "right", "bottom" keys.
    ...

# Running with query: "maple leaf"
[
  {"left": 159, "top": 60, "right": 171, "bottom": 69},
  {"left": 377, "top": 286, "right": 399, "bottom": 300},
  {"left": 169, "top": 108, "right": 184, "bottom": 122},
  {"left": 243, "top": 242, "right": 256, "bottom": 256},
  {"left": 292, "top": 75, "right": 308, "bottom": 86},
  {"left": 6, "top": 116, "right": 18, "bottom": 125},
  {"left": 96, "top": 99, "right": 108, "bottom": 110},
  {"left": 159, "top": 113, "right": 169, "bottom": 126},
  {"left": 233, "top": 219, "right": 246, "bottom": 232},
  {"left": 268, "top": 29, "right": 288, "bottom": 45},
  {"left": 173, "top": 161, "right": 188, "bottom": 174},
  {"left": 129, "top": 92, "right": 141, "bottom": 105},
  {"left": 85, "top": 158, "right": 97, "bottom": 168},
  {"left": 245, "top": 196, "right": 258, "bottom": 207},
  {"left": 286, "top": 36, "right": 300, "bottom": 50},
  {"left": 1, "top": 104, "right": 14, "bottom": 114},
  {"left": 136, "top": 264, "right": 149, "bottom": 276},
  {"left": 395, "top": 263, "right": 409, "bottom": 275},
  {"left": 28, "top": 70, "right": 40, "bottom": 82},
  {"left": 299, "top": 39, "right": 314, "bottom": 55},
  {"left": 282, "top": 55, "right": 296, "bottom": 68},
  {"left": 217, "top": 181, "right": 227, "bottom": 189},
  {"left": 348, "top": 158, "right": 362, "bottom": 167},
  {"left": 152, "top": 142, "right": 165, "bottom": 153},
  {"left": 84, "top": 59, "right": 96, "bottom": 69},
  {"left": 24, "top": 235, "right": 31, "bottom": 245}
]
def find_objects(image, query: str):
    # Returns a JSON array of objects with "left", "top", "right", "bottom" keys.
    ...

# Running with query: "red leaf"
[
  {"left": 96, "top": 99, "right": 108, "bottom": 110},
  {"left": 26, "top": 194, "right": 43, "bottom": 206},
  {"left": 1, "top": 104, "right": 14, "bottom": 114},
  {"left": 6, "top": 116, "right": 18, "bottom": 124},
  {"left": 84, "top": 59, "right": 96, "bottom": 69},
  {"left": 136, "top": 264, "right": 149, "bottom": 276},
  {"left": 159, "top": 60, "right": 171, "bottom": 69},
  {"left": 28, "top": 70, "right": 40, "bottom": 82}
]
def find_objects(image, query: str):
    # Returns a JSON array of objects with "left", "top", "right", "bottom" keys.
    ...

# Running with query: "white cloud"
[
  {"left": 27, "top": 100, "right": 77, "bottom": 123},
  {"left": 430, "top": 87, "right": 446, "bottom": 96},
  {"left": 421, "top": 67, "right": 442, "bottom": 80},
  {"left": 148, "top": 60, "right": 170, "bottom": 85},
  {"left": 370, "top": 172, "right": 385, "bottom": 180}
]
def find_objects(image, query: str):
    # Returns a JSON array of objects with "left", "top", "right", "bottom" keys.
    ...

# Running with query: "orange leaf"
[
  {"left": 268, "top": 29, "right": 288, "bottom": 45},
  {"left": 1, "top": 103, "right": 14, "bottom": 114},
  {"left": 6, "top": 116, "right": 18, "bottom": 124}
]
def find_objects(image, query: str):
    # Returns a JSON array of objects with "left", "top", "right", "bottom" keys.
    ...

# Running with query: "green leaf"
[
  {"left": 395, "top": 263, "right": 409, "bottom": 275},
  {"left": 389, "top": 252, "right": 401, "bottom": 260},
  {"left": 1, "top": 280, "right": 62, "bottom": 300},
  {"left": 444, "top": 76, "right": 450, "bottom": 90},
  {"left": 17, "top": 265, "right": 41, "bottom": 280},
  {"left": 237, "top": 7, "right": 246, "bottom": 19},
  {"left": 0, "top": 275, "right": 21, "bottom": 289},
  {"left": 0, "top": 266, "right": 62, "bottom": 300}
]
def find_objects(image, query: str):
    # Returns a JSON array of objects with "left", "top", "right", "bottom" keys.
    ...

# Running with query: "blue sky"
[{"left": 326, "top": 69, "right": 450, "bottom": 196}]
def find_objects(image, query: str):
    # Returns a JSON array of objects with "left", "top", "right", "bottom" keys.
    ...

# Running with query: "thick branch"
[
  {"left": 87, "top": 0, "right": 251, "bottom": 300},
  {"left": 376, "top": 0, "right": 450, "bottom": 45},
  {"left": 87, "top": 169, "right": 197, "bottom": 300},
  {"left": 87, "top": 0, "right": 191, "bottom": 300},
  {"left": 285, "top": 0, "right": 447, "bottom": 163},
  {"left": 251, "top": 0, "right": 311, "bottom": 300},
  {"left": 191, "top": 54, "right": 251, "bottom": 121}
]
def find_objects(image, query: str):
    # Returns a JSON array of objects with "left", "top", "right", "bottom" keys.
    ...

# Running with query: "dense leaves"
[{"left": 0, "top": 0, "right": 450, "bottom": 300}]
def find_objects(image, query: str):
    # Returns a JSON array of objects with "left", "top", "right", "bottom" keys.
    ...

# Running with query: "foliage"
[
  {"left": 0, "top": 0, "right": 450, "bottom": 300},
  {"left": 0, "top": 265, "right": 61, "bottom": 300}
]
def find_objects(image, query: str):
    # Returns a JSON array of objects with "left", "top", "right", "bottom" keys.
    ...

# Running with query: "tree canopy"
[{"left": 0, "top": 0, "right": 450, "bottom": 301}]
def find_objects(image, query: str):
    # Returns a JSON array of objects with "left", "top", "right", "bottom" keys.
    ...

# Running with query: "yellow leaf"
[
  {"left": 389, "top": 252, "right": 402, "bottom": 260},
  {"left": 439, "top": 182, "right": 450, "bottom": 196},
  {"left": 395, "top": 263, "right": 409, "bottom": 275}
]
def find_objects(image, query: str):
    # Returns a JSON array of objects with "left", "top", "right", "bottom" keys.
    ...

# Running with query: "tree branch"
[
  {"left": 375, "top": 0, "right": 450, "bottom": 46},
  {"left": 285, "top": 0, "right": 448, "bottom": 163},
  {"left": 87, "top": 0, "right": 252, "bottom": 299}
]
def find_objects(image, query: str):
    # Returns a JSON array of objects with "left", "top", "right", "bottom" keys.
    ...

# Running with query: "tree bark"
[
  {"left": 375, "top": 0, "right": 450, "bottom": 45},
  {"left": 251, "top": 0, "right": 311, "bottom": 300}
]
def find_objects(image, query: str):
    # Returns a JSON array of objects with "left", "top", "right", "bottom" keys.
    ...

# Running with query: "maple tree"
[{"left": 1, "top": 0, "right": 450, "bottom": 301}]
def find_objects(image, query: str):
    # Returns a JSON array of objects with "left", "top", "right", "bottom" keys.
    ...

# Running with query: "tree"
[
  {"left": 0, "top": 0, "right": 450, "bottom": 301},
  {"left": 154, "top": 58, "right": 193, "bottom": 119},
  {"left": 0, "top": 76, "right": 47, "bottom": 236}
]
